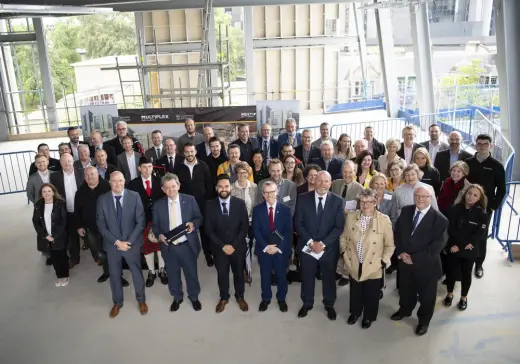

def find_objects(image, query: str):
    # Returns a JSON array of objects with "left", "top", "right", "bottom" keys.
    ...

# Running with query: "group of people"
[{"left": 28, "top": 118, "right": 506, "bottom": 336}]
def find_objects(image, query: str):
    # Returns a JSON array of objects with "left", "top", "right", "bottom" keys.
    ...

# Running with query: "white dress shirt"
[
  {"left": 403, "top": 145, "right": 414, "bottom": 164},
  {"left": 168, "top": 196, "right": 187, "bottom": 243},
  {"left": 38, "top": 170, "right": 50, "bottom": 184},
  {"left": 428, "top": 141, "right": 441, "bottom": 163},
  {"left": 126, "top": 152, "right": 137, "bottom": 180},
  {"left": 204, "top": 143, "right": 211, "bottom": 156},
  {"left": 314, "top": 191, "right": 328, "bottom": 212},
  {"left": 413, "top": 204, "right": 431, "bottom": 232},
  {"left": 63, "top": 171, "right": 77, "bottom": 212}
]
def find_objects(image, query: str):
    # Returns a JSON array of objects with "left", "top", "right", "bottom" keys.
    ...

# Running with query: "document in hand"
[
  {"left": 165, "top": 224, "right": 189, "bottom": 245},
  {"left": 302, "top": 244, "right": 324, "bottom": 260},
  {"left": 263, "top": 230, "right": 284, "bottom": 254}
]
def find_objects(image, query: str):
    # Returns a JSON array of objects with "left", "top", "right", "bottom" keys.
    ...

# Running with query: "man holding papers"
[
  {"left": 152, "top": 173, "right": 203, "bottom": 312},
  {"left": 252, "top": 181, "right": 293, "bottom": 312},
  {"left": 295, "top": 171, "right": 345, "bottom": 320}
]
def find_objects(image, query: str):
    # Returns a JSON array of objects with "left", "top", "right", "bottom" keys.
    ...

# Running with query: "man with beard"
[
  {"left": 205, "top": 174, "right": 250, "bottom": 313},
  {"left": 177, "top": 119, "right": 204, "bottom": 157},
  {"left": 67, "top": 127, "right": 89, "bottom": 161},
  {"left": 434, "top": 131, "right": 472, "bottom": 182},
  {"left": 28, "top": 143, "right": 61, "bottom": 176},
  {"left": 106, "top": 121, "right": 144, "bottom": 155}
]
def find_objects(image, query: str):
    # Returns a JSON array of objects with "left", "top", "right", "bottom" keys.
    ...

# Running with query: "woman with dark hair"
[
  {"left": 437, "top": 161, "right": 470, "bottom": 216},
  {"left": 356, "top": 150, "right": 378, "bottom": 187},
  {"left": 297, "top": 164, "right": 321, "bottom": 195},
  {"left": 32, "top": 183, "right": 69, "bottom": 287},
  {"left": 413, "top": 147, "right": 441, "bottom": 195},
  {"left": 443, "top": 184, "right": 488, "bottom": 311},
  {"left": 335, "top": 133, "right": 356, "bottom": 160},
  {"left": 282, "top": 155, "right": 305, "bottom": 186},
  {"left": 252, "top": 148, "right": 269, "bottom": 184}
]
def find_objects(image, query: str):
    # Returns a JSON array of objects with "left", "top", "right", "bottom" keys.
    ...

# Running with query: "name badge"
[
  {"left": 383, "top": 194, "right": 392, "bottom": 201},
  {"left": 483, "top": 167, "right": 493, "bottom": 171},
  {"left": 469, "top": 221, "right": 478, "bottom": 225},
  {"left": 282, "top": 196, "right": 291, "bottom": 202}
]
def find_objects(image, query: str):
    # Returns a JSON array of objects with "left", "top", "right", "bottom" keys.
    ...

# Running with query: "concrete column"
[
  {"left": 410, "top": 2, "right": 435, "bottom": 115},
  {"left": 208, "top": 8, "right": 220, "bottom": 106},
  {"left": 33, "top": 18, "right": 57, "bottom": 131},
  {"left": 494, "top": 0, "right": 520, "bottom": 179},
  {"left": 468, "top": 0, "right": 483, "bottom": 21},
  {"left": 0, "top": 84, "right": 9, "bottom": 141},
  {"left": 353, "top": 3, "right": 369, "bottom": 96},
  {"left": 481, "top": 0, "right": 494, "bottom": 36},
  {"left": 134, "top": 12, "right": 151, "bottom": 108},
  {"left": 374, "top": 3, "right": 399, "bottom": 117},
  {"left": 243, "top": 6, "right": 255, "bottom": 105}
]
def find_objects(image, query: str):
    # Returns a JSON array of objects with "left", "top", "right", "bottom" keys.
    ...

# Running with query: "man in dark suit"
[
  {"left": 196, "top": 126, "right": 227, "bottom": 162},
  {"left": 295, "top": 129, "right": 321, "bottom": 167},
  {"left": 116, "top": 136, "right": 142, "bottom": 183},
  {"left": 397, "top": 125, "right": 421, "bottom": 164},
  {"left": 128, "top": 157, "right": 167, "bottom": 288},
  {"left": 28, "top": 143, "right": 61, "bottom": 176},
  {"left": 295, "top": 171, "right": 345, "bottom": 320},
  {"left": 312, "top": 140, "right": 343, "bottom": 180},
  {"left": 155, "top": 138, "right": 184, "bottom": 177},
  {"left": 74, "top": 144, "right": 95, "bottom": 170},
  {"left": 50, "top": 153, "right": 84, "bottom": 267},
  {"left": 152, "top": 173, "right": 203, "bottom": 312},
  {"left": 419, "top": 124, "right": 449, "bottom": 164},
  {"left": 96, "top": 171, "right": 147, "bottom": 318},
  {"left": 175, "top": 143, "right": 214, "bottom": 267},
  {"left": 205, "top": 174, "right": 250, "bottom": 313},
  {"left": 391, "top": 186, "right": 448, "bottom": 336},
  {"left": 258, "top": 123, "right": 278, "bottom": 164},
  {"left": 364, "top": 126, "right": 386, "bottom": 160},
  {"left": 94, "top": 149, "right": 118, "bottom": 181},
  {"left": 105, "top": 121, "right": 144, "bottom": 155},
  {"left": 277, "top": 118, "right": 302, "bottom": 156},
  {"left": 66, "top": 126, "right": 89, "bottom": 161},
  {"left": 252, "top": 181, "right": 293, "bottom": 312},
  {"left": 434, "top": 131, "right": 472, "bottom": 182},
  {"left": 144, "top": 130, "right": 166, "bottom": 164},
  {"left": 89, "top": 130, "right": 117, "bottom": 166},
  {"left": 232, "top": 123, "right": 259, "bottom": 167}
]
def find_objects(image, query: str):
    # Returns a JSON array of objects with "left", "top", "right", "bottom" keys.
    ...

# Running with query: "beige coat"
[{"left": 340, "top": 210, "right": 395, "bottom": 282}]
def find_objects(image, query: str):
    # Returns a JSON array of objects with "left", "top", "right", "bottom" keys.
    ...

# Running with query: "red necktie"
[
  {"left": 269, "top": 206, "right": 274, "bottom": 232},
  {"left": 145, "top": 180, "right": 151, "bottom": 197}
]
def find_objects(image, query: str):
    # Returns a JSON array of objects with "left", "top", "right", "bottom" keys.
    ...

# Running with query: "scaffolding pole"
[{"left": 196, "top": 0, "right": 214, "bottom": 107}]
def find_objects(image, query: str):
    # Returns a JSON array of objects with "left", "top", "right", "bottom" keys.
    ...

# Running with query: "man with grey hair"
[
  {"left": 311, "top": 122, "right": 337, "bottom": 149},
  {"left": 277, "top": 118, "right": 302, "bottom": 155},
  {"left": 295, "top": 129, "right": 320, "bottom": 166},
  {"left": 434, "top": 131, "right": 472, "bottom": 181},
  {"left": 106, "top": 121, "right": 144, "bottom": 155},
  {"left": 89, "top": 130, "right": 117, "bottom": 165},
  {"left": 74, "top": 144, "right": 95, "bottom": 170},
  {"left": 312, "top": 140, "right": 343, "bottom": 180},
  {"left": 177, "top": 119, "right": 204, "bottom": 157}
]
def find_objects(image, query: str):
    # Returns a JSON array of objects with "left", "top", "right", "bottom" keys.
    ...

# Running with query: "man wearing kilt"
[{"left": 128, "top": 157, "right": 167, "bottom": 287}]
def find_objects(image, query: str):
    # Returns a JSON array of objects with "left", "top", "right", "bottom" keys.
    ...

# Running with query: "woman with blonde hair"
[
  {"left": 413, "top": 147, "right": 441, "bottom": 195},
  {"left": 443, "top": 184, "right": 488, "bottom": 311},
  {"left": 378, "top": 138, "right": 406, "bottom": 174},
  {"left": 340, "top": 188, "right": 395, "bottom": 329},
  {"left": 32, "top": 183, "right": 69, "bottom": 287},
  {"left": 369, "top": 174, "right": 397, "bottom": 226},
  {"left": 335, "top": 133, "right": 356, "bottom": 160},
  {"left": 437, "top": 161, "right": 470, "bottom": 216},
  {"left": 386, "top": 160, "right": 405, "bottom": 192}
]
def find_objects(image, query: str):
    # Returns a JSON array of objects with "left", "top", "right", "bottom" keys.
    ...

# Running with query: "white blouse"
[{"left": 44, "top": 203, "right": 53, "bottom": 235}]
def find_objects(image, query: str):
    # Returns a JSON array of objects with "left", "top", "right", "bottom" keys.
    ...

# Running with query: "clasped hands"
[
  {"left": 310, "top": 241, "right": 325, "bottom": 253},
  {"left": 450, "top": 243, "right": 474, "bottom": 253},
  {"left": 399, "top": 253, "right": 413, "bottom": 265},
  {"left": 115, "top": 240, "right": 131, "bottom": 251},
  {"left": 265, "top": 245, "right": 280, "bottom": 255},
  {"left": 158, "top": 222, "right": 195, "bottom": 244}
]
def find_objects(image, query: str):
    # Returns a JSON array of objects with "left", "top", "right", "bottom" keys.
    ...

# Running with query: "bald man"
[
  {"left": 433, "top": 131, "right": 473, "bottom": 181},
  {"left": 196, "top": 126, "right": 227, "bottom": 161}
]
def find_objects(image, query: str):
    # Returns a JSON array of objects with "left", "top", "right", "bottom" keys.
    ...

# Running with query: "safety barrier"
[
  {"left": 329, "top": 118, "right": 409, "bottom": 141},
  {"left": 493, "top": 182, "right": 520, "bottom": 262},
  {"left": 0, "top": 151, "right": 36, "bottom": 195},
  {"left": 297, "top": 125, "right": 321, "bottom": 141}
]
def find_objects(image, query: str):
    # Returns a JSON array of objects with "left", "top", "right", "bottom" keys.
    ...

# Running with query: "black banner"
[{"left": 118, "top": 106, "right": 257, "bottom": 124}]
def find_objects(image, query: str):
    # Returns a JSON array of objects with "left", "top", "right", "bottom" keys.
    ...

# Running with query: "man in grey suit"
[
  {"left": 96, "top": 171, "right": 147, "bottom": 318},
  {"left": 144, "top": 130, "right": 166, "bottom": 164},
  {"left": 27, "top": 153, "right": 53, "bottom": 204},
  {"left": 257, "top": 159, "right": 297, "bottom": 216},
  {"left": 419, "top": 124, "right": 449, "bottom": 164},
  {"left": 152, "top": 173, "right": 203, "bottom": 312}
]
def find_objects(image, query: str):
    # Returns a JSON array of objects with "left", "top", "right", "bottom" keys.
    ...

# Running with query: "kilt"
[{"left": 142, "top": 222, "right": 161, "bottom": 255}]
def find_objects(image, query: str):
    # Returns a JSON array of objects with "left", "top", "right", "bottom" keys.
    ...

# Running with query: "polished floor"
[{"left": 1, "top": 192, "right": 520, "bottom": 364}]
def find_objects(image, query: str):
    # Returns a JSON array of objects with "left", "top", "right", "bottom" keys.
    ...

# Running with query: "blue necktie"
[
  {"left": 412, "top": 210, "right": 421, "bottom": 232},
  {"left": 115, "top": 195, "right": 123, "bottom": 231},
  {"left": 222, "top": 202, "right": 229, "bottom": 216},
  {"left": 317, "top": 197, "right": 324, "bottom": 222},
  {"left": 263, "top": 140, "right": 268, "bottom": 157}
]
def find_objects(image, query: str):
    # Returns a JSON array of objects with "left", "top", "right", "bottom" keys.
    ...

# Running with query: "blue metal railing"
[
  {"left": 0, "top": 150, "right": 37, "bottom": 195},
  {"left": 493, "top": 182, "right": 520, "bottom": 262}
]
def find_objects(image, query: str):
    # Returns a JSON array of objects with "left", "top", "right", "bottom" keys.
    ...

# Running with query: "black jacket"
[
  {"left": 196, "top": 141, "right": 227, "bottom": 161},
  {"left": 105, "top": 136, "right": 144, "bottom": 155},
  {"left": 252, "top": 164, "right": 269, "bottom": 184},
  {"left": 420, "top": 165, "right": 441, "bottom": 196},
  {"left": 155, "top": 154, "right": 184, "bottom": 177},
  {"left": 232, "top": 137, "right": 259, "bottom": 167},
  {"left": 397, "top": 142, "right": 421, "bottom": 162},
  {"left": 434, "top": 149, "right": 472, "bottom": 182},
  {"left": 447, "top": 204, "right": 488, "bottom": 259},
  {"left": 74, "top": 179, "right": 111, "bottom": 233},
  {"left": 174, "top": 160, "right": 213, "bottom": 212},
  {"left": 370, "top": 138, "right": 386, "bottom": 160},
  {"left": 465, "top": 155, "right": 506, "bottom": 211},
  {"left": 28, "top": 158, "right": 61, "bottom": 176},
  {"left": 32, "top": 199, "right": 68, "bottom": 250},
  {"left": 204, "top": 153, "right": 229, "bottom": 182},
  {"left": 90, "top": 144, "right": 118, "bottom": 166},
  {"left": 312, "top": 156, "right": 343, "bottom": 180},
  {"left": 295, "top": 145, "right": 321, "bottom": 166},
  {"left": 127, "top": 176, "right": 165, "bottom": 223}
]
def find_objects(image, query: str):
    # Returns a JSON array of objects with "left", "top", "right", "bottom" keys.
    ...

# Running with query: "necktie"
[
  {"left": 115, "top": 196, "right": 122, "bottom": 231},
  {"left": 145, "top": 180, "right": 151, "bottom": 197},
  {"left": 169, "top": 200, "right": 177, "bottom": 231},
  {"left": 169, "top": 156, "right": 174, "bottom": 171},
  {"left": 412, "top": 210, "right": 421, "bottom": 232},
  {"left": 156, "top": 148, "right": 161, "bottom": 159},
  {"left": 317, "top": 197, "right": 324, "bottom": 221},
  {"left": 263, "top": 140, "right": 268, "bottom": 157},
  {"left": 289, "top": 135, "right": 294, "bottom": 146},
  {"left": 342, "top": 184, "right": 348, "bottom": 199},
  {"left": 222, "top": 202, "right": 229, "bottom": 216},
  {"left": 269, "top": 206, "right": 274, "bottom": 232}
]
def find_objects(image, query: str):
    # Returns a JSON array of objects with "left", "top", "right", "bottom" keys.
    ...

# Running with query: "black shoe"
[
  {"left": 325, "top": 307, "right": 337, "bottom": 321},
  {"left": 278, "top": 301, "right": 288, "bottom": 312},
  {"left": 82, "top": 244, "right": 89, "bottom": 251},
  {"left": 122, "top": 278, "right": 129, "bottom": 287},
  {"left": 361, "top": 319, "right": 372, "bottom": 329},
  {"left": 158, "top": 269, "right": 168, "bottom": 285},
  {"left": 45, "top": 257, "right": 52, "bottom": 266},
  {"left": 97, "top": 274, "right": 109, "bottom": 283},
  {"left": 391, "top": 310, "right": 410, "bottom": 321},
  {"left": 443, "top": 295, "right": 454, "bottom": 307},
  {"left": 475, "top": 267, "right": 484, "bottom": 279},
  {"left": 458, "top": 299, "right": 468, "bottom": 311},
  {"left": 338, "top": 277, "right": 349, "bottom": 286},
  {"left": 205, "top": 255, "right": 214, "bottom": 267},
  {"left": 298, "top": 306, "right": 312, "bottom": 318},
  {"left": 441, "top": 278, "right": 448, "bottom": 285},
  {"left": 415, "top": 324, "right": 429, "bottom": 336},
  {"left": 347, "top": 315, "right": 359, "bottom": 325},
  {"left": 145, "top": 271, "right": 156, "bottom": 288},
  {"left": 335, "top": 272, "right": 342, "bottom": 280},
  {"left": 191, "top": 300, "right": 202, "bottom": 311},
  {"left": 259, "top": 301, "right": 270, "bottom": 312},
  {"left": 271, "top": 273, "right": 277, "bottom": 286},
  {"left": 170, "top": 299, "right": 183, "bottom": 312},
  {"left": 386, "top": 266, "right": 396, "bottom": 275}
]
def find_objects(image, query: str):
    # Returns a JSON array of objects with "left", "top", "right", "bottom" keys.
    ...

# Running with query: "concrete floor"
[{"left": 1, "top": 192, "right": 520, "bottom": 364}]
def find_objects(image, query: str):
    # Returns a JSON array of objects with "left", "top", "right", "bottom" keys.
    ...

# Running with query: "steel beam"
[
  {"left": 143, "top": 42, "right": 201, "bottom": 54},
  {"left": 253, "top": 35, "right": 356, "bottom": 49},
  {"left": 101, "top": 62, "right": 228, "bottom": 71},
  {"left": 0, "top": 32, "right": 36, "bottom": 43},
  {"left": 243, "top": 6, "right": 255, "bottom": 105}
]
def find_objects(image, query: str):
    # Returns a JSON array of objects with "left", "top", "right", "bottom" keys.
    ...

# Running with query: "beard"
[{"left": 218, "top": 190, "right": 230, "bottom": 199}]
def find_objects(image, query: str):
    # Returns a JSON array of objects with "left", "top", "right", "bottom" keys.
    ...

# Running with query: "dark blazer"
[
  {"left": 90, "top": 144, "right": 117, "bottom": 166},
  {"left": 252, "top": 165, "right": 269, "bottom": 184},
  {"left": 28, "top": 158, "right": 61, "bottom": 176},
  {"left": 419, "top": 165, "right": 441, "bottom": 196},
  {"left": 434, "top": 149, "right": 472, "bottom": 182},
  {"left": 73, "top": 159, "right": 95, "bottom": 170},
  {"left": 370, "top": 138, "right": 386, "bottom": 160},
  {"left": 311, "top": 156, "right": 344, "bottom": 180},
  {"left": 174, "top": 160, "right": 213, "bottom": 212},
  {"left": 295, "top": 191, "right": 345, "bottom": 254},
  {"left": 446, "top": 204, "right": 488, "bottom": 259},
  {"left": 204, "top": 196, "right": 249, "bottom": 254},
  {"left": 257, "top": 138, "right": 279, "bottom": 160},
  {"left": 116, "top": 152, "right": 142, "bottom": 183},
  {"left": 98, "top": 164, "right": 119, "bottom": 180},
  {"left": 277, "top": 132, "right": 302, "bottom": 155},
  {"left": 152, "top": 194, "right": 203, "bottom": 255},
  {"left": 155, "top": 154, "right": 184, "bottom": 177},
  {"left": 295, "top": 145, "right": 321, "bottom": 166},
  {"left": 232, "top": 137, "right": 260, "bottom": 166},
  {"left": 196, "top": 141, "right": 227, "bottom": 161},
  {"left": 465, "top": 154, "right": 506, "bottom": 211},
  {"left": 32, "top": 199, "right": 68, "bottom": 250},
  {"left": 394, "top": 205, "right": 448, "bottom": 279},
  {"left": 74, "top": 179, "right": 111, "bottom": 233},
  {"left": 144, "top": 145, "right": 166, "bottom": 164},
  {"left": 50, "top": 169, "right": 84, "bottom": 206},
  {"left": 127, "top": 176, "right": 165, "bottom": 223},
  {"left": 106, "top": 136, "right": 144, "bottom": 155},
  {"left": 96, "top": 189, "right": 145, "bottom": 250},
  {"left": 397, "top": 142, "right": 421, "bottom": 161},
  {"left": 297, "top": 182, "right": 311, "bottom": 196},
  {"left": 252, "top": 202, "right": 293, "bottom": 257},
  {"left": 68, "top": 141, "right": 89, "bottom": 159}
]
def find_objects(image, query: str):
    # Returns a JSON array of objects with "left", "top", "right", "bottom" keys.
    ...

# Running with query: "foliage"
[
  {"left": 440, "top": 59, "right": 486, "bottom": 87},
  {"left": 214, "top": 8, "right": 245, "bottom": 81}
]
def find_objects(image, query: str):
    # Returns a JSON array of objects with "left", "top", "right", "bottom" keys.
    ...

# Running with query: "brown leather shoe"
[
  {"left": 139, "top": 302, "right": 148, "bottom": 315},
  {"left": 109, "top": 304, "right": 120, "bottom": 318},
  {"left": 237, "top": 298, "right": 249, "bottom": 312},
  {"left": 215, "top": 299, "right": 229, "bottom": 313}
]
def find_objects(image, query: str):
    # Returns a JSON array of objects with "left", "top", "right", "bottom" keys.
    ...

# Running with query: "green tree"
[{"left": 214, "top": 9, "right": 245, "bottom": 81}]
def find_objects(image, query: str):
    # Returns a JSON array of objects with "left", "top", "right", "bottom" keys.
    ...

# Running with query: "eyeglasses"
[
  {"left": 263, "top": 191, "right": 277, "bottom": 195},
  {"left": 359, "top": 201, "right": 375, "bottom": 205},
  {"left": 237, "top": 171, "right": 248, "bottom": 175}
]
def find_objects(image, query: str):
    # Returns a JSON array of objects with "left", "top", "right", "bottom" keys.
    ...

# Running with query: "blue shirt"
[{"left": 449, "top": 151, "right": 459, "bottom": 167}]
